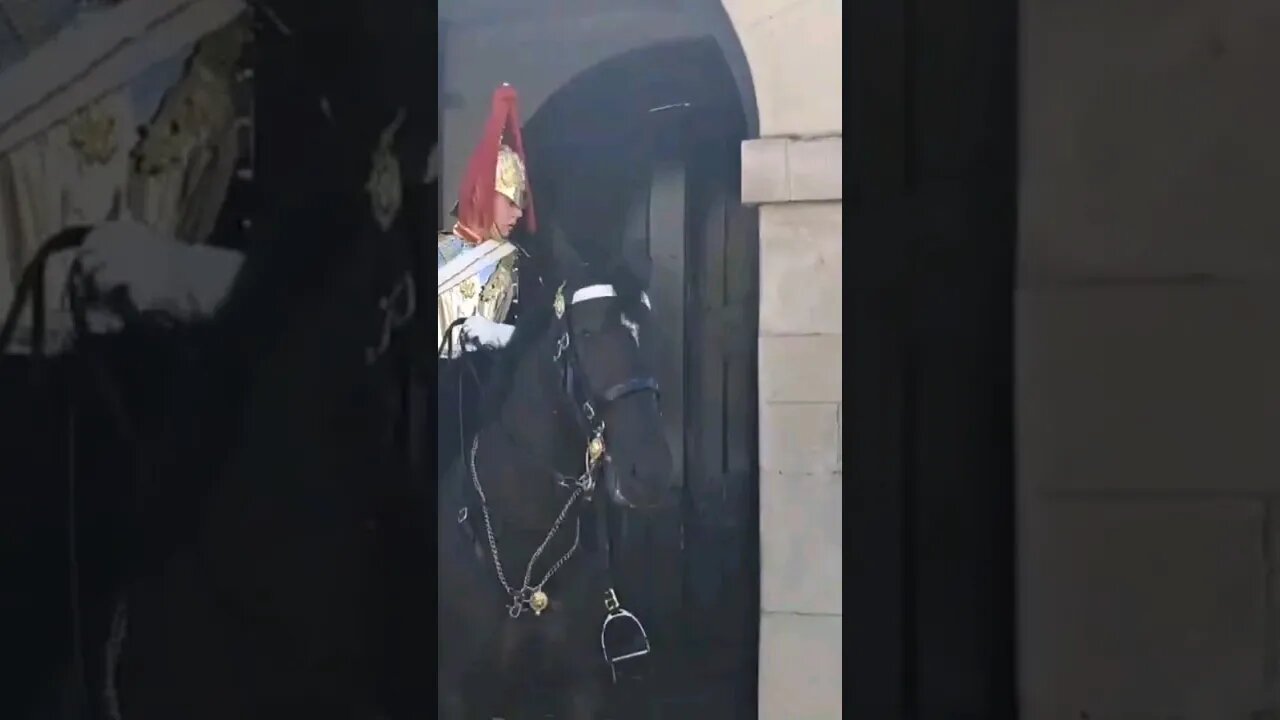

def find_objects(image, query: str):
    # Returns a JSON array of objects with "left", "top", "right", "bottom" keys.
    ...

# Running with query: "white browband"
[{"left": 571, "top": 284, "right": 651, "bottom": 309}]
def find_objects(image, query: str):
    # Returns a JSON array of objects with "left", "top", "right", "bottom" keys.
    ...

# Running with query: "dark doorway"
[
  {"left": 512, "top": 37, "right": 761, "bottom": 717},
  {"left": 848, "top": 0, "right": 1019, "bottom": 717}
]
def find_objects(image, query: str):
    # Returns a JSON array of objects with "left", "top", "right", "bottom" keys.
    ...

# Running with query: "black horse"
[{"left": 437, "top": 240, "right": 675, "bottom": 719}]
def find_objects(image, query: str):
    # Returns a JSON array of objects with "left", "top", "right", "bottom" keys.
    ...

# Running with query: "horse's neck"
[{"left": 476, "top": 341, "right": 581, "bottom": 527}]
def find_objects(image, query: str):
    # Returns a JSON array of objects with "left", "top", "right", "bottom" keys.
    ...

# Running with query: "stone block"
[
  {"left": 1018, "top": 497, "right": 1268, "bottom": 719},
  {"left": 759, "top": 202, "right": 843, "bottom": 336},
  {"left": 1020, "top": 0, "right": 1280, "bottom": 280},
  {"left": 760, "top": 472, "right": 842, "bottom": 614},
  {"left": 760, "top": 401, "right": 841, "bottom": 475},
  {"left": 759, "top": 612, "right": 843, "bottom": 720},
  {"left": 1017, "top": 283, "right": 1280, "bottom": 492},
  {"left": 758, "top": 335, "right": 843, "bottom": 403},
  {"left": 787, "top": 136, "right": 843, "bottom": 202},
  {"left": 742, "top": 137, "right": 790, "bottom": 205}
]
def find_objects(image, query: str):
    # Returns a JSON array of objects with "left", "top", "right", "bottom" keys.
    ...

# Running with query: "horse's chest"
[
  {"left": 442, "top": 540, "right": 597, "bottom": 677},
  {"left": 492, "top": 602, "right": 587, "bottom": 677}
]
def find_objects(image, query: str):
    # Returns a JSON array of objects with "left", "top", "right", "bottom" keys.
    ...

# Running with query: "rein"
[
  {"left": 0, "top": 229, "right": 90, "bottom": 357},
  {"left": 0, "top": 228, "right": 136, "bottom": 720},
  {"left": 466, "top": 432, "right": 594, "bottom": 619}
]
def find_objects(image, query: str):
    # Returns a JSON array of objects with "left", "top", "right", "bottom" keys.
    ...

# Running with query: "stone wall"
[
  {"left": 722, "top": 2, "right": 843, "bottom": 714},
  {"left": 725, "top": 5, "right": 843, "bottom": 717},
  {"left": 742, "top": 138, "right": 843, "bottom": 719},
  {"left": 1018, "top": 0, "right": 1280, "bottom": 717}
]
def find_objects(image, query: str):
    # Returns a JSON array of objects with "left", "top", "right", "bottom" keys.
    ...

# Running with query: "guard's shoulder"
[{"left": 437, "top": 232, "right": 466, "bottom": 265}]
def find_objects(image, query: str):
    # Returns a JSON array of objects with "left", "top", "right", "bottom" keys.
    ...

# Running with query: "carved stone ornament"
[{"left": 366, "top": 108, "right": 406, "bottom": 232}]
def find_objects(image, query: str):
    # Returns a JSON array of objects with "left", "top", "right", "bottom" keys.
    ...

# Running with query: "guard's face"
[{"left": 493, "top": 192, "right": 523, "bottom": 238}]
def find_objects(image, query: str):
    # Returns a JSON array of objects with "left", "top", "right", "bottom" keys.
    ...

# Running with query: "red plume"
[{"left": 455, "top": 85, "right": 537, "bottom": 241}]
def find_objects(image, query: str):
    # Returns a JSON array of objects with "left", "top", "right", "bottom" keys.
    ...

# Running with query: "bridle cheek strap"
[{"left": 557, "top": 329, "right": 659, "bottom": 435}]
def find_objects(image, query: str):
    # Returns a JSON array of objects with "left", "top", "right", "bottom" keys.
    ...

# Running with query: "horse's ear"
[{"left": 619, "top": 244, "right": 652, "bottom": 289}]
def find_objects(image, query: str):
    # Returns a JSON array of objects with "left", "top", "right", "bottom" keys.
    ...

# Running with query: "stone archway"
[
  {"left": 717, "top": 1, "right": 844, "bottom": 718},
  {"left": 437, "top": 0, "right": 761, "bottom": 208}
]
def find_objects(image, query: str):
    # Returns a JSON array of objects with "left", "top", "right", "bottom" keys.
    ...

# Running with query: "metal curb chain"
[{"left": 469, "top": 435, "right": 592, "bottom": 618}]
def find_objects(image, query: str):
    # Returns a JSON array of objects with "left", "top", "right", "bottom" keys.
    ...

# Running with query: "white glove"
[
  {"left": 459, "top": 315, "right": 515, "bottom": 352},
  {"left": 76, "top": 220, "right": 244, "bottom": 320}
]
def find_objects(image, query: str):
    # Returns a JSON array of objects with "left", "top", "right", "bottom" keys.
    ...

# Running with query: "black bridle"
[
  {"left": 443, "top": 279, "right": 661, "bottom": 678},
  {"left": 551, "top": 281, "right": 660, "bottom": 457},
  {"left": 443, "top": 280, "right": 660, "bottom": 489},
  {"left": 548, "top": 281, "right": 660, "bottom": 677}
]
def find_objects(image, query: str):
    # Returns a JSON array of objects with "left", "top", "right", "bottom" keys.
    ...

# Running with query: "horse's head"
[{"left": 538, "top": 248, "right": 674, "bottom": 511}]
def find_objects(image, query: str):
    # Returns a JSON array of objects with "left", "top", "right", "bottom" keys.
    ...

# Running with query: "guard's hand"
[
  {"left": 76, "top": 220, "right": 243, "bottom": 319},
  {"left": 459, "top": 315, "right": 515, "bottom": 351}
]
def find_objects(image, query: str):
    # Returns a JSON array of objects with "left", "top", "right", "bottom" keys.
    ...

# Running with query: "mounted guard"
[{"left": 436, "top": 84, "right": 536, "bottom": 358}]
